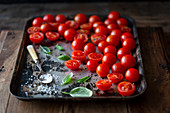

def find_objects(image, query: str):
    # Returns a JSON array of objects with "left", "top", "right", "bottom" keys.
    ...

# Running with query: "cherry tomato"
[
  {"left": 80, "top": 23, "right": 92, "bottom": 30},
  {"left": 71, "top": 50, "right": 86, "bottom": 61},
  {"left": 110, "top": 29, "right": 122, "bottom": 38},
  {"left": 86, "top": 60, "right": 98, "bottom": 72},
  {"left": 77, "top": 29, "right": 90, "bottom": 35},
  {"left": 71, "top": 39, "right": 85, "bottom": 50},
  {"left": 104, "top": 19, "right": 116, "bottom": 26},
  {"left": 95, "top": 26, "right": 108, "bottom": 35},
  {"left": 111, "top": 63, "right": 124, "bottom": 74},
  {"left": 108, "top": 11, "right": 120, "bottom": 20},
  {"left": 48, "top": 22, "right": 60, "bottom": 31},
  {"left": 74, "top": 33, "right": 88, "bottom": 43},
  {"left": 96, "top": 79, "right": 112, "bottom": 91},
  {"left": 27, "top": 26, "right": 40, "bottom": 34},
  {"left": 88, "top": 52, "right": 103, "bottom": 62},
  {"left": 107, "top": 73, "right": 123, "bottom": 84},
  {"left": 117, "top": 81, "right": 135, "bottom": 96},
  {"left": 117, "top": 18, "right": 128, "bottom": 27},
  {"left": 117, "top": 47, "right": 131, "bottom": 60},
  {"left": 40, "top": 23, "right": 53, "bottom": 33},
  {"left": 89, "top": 15, "right": 101, "bottom": 24},
  {"left": 74, "top": 13, "right": 87, "bottom": 24},
  {"left": 102, "top": 53, "right": 117, "bottom": 67},
  {"left": 120, "top": 26, "right": 132, "bottom": 33},
  {"left": 97, "top": 41, "right": 109, "bottom": 53},
  {"left": 32, "top": 17, "right": 43, "bottom": 27},
  {"left": 65, "top": 20, "right": 79, "bottom": 29},
  {"left": 107, "top": 24, "right": 119, "bottom": 33},
  {"left": 122, "top": 38, "right": 136, "bottom": 51},
  {"left": 65, "top": 59, "right": 81, "bottom": 70},
  {"left": 55, "top": 14, "right": 66, "bottom": 23},
  {"left": 91, "top": 34, "right": 107, "bottom": 45},
  {"left": 121, "top": 55, "right": 136, "bottom": 70},
  {"left": 29, "top": 32, "right": 44, "bottom": 44},
  {"left": 96, "top": 63, "right": 110, "bottom": 77},
  {"left": 57, "top": 23, "right": 69, "bottom": 36},
  {"left": 43, "top": 14, "right": 55, "bottom": 23},
  {"left": 84, "top": 43, "right": 96, "bottom": 54},
  {"left": 120, "top": 32, "right": 134, "bottom": 42},
  {"left": 93, "top": 22, "right": 105, "bottom": 30},
  {"left": 45, "top": 32, "right": 59, "bottom": 41},
  {"left": 64, "top": 28, "right": 77, "bottom": 41},
  {"left": 104, "top": 45, "right": 117, "bottom": 55},
  {"left": 125, "top": 68, "right": 140, "bottom": 82},
  {"left": 106, "top": 35, "right": 120, "bottom": 47}
]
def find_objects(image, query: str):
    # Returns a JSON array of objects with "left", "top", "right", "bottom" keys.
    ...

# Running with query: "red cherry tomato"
[
  {"left": 93, "top": 22, "right": 105, "bottom": 30},
  {"left": 40, "top": 23, "right": 53, "bottom": 33},
  {"left": 57, "top": 23, "right": 69, "bottom": 36},
  {"left": 117, "top": 18, "right": 128, "bottom": 27},
  {"left": 55, "top": 14, "right": 66, "bottom": 23},
  {"left": 120, "top": 32, "right": 134, "bottom": 42},
  {"left": 71, "top": 50, "right": 86, "bottom": 61},
  {"left": 95, "top": 26, "right": 108, "bottom": 35},
  {"left": 108, "top": 11, "right": 120, "bottom": 20},
  {"left": 104, "top": 19, "right": 116, "bottom": 26},
  {"left": 110, "top": 29, "right": 122, "bottom": 37},
  {"left": 107, "top": 73, "right": 123, "bottom": 84},
  {"left": 71, "top": 39, "right": 85, "bottom": 50},
  {"left": 65, "top": 59, "right": 81, "bottom": 70},
  {"left": 117, "top": 47, "right": 131, "bottom": 60},
  {"left": 96, "top": 63, "right": 110, "bottom": 77},
  {"left": 111, "top": 63, "right": 125, "bottom": 74},
  {"left": 102, "top": 53, "right": 117, "bottom": 67},
  {"left": 64, "top": 28, "right": 77, "bottom": 41},
  {"left": 91, "top": 34, "right": 107, "bottom": 45},
  {"left": 74, "top": 33, "right": 88, "bottom": 43},
  {"left": 32, "top": 17, "right": 43, "bottom": 27},
  {"left": 43, "top": 14, "right": 55, "bottom": 23},
  {"left": 65, "top": 20, "right": 79, "bottom": 29},
  {"left": 122, "top": 38, "right": 136, "bottom": 51},
  {"left": 117, "top": 81, "right": 135, "bottom": 96},
  {"left": 84, "top": 43, "right": 96, "bottom": 54},
  {"left": 48, "top": 22, "right": 60, "bottom": 31},
  {"left": 104, "top": 45, "right": 117, "bottom": 55},
  {"left": 88, "top": 52, "right": 103, "bottom": 62},
  {"left": 27, "top": 26, "right": 40, "bottom": 34},
  {"left": 120, "top": 26, "right": 132, "bottom": 33},
  {"left": 96, "top": 79, "right": 112, "bottom": 91},
  {"left": 121, "top": 55, "right": 136, "bottom": 70},
  {"left": 97, "top": 41, "right": 109, "bottom": 53},
  {"left": 29, "top": 32, "right": 44, "bottom": 44},
  {"left": 80, "top": 23, "right": 92, "bottom": 30},
  {"left": 89, "top": 15, "right": 101, "bottom": 24},
  {"left": 106, "top": 35, "right": 120, "bottom": 47},
  {"left": 74, "top": 13, "right": 87, "bottom": 24},
  {"left": 45, "top": 32, "right": 60, "bottom": 41},
  {"left": 77, "top": 29, "right": 90, "bottom": 35},
  {"left": 107, "top": 24, "right": 119, "bottom": 33},
  {"left": 86, "top": 60, "right": 98, "bottom": 72},
  {"left": 125, "top": 68, "right": 140, "bottom": 82}
]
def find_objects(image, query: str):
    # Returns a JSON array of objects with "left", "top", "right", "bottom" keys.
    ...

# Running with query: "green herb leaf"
[
  {"left": 58, "top": 55, "right": 70, "bottom": 60},
  {"left": 40, "top": 45, "right": 51, "bottom": 55},
  {"left": 56, "top": 44, "right": 64, "bottom": 51},
  {"left": 77, "top": 76, "right": 91, "bottom": 83},
  {"left": 61, "top": 72, "right": 73, "bottom": 85},
  {"left": 62, "top": 87, "right": 93, "bottom": 97}
]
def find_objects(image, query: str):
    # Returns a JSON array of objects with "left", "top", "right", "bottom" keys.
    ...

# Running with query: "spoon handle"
[{"left": 27, "top": 45, "right": 38, "bottom": 63}]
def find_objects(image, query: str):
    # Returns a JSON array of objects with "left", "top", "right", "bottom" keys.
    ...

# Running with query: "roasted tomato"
[
  {"left": 111, "top": 63, "right": 125, "bottom": 74},
  {"left": 107, "top": 24, "right": 119, "bottom": 33},
  {"left": 88, "top": 52, "right": 103, "bottom": 62},
  {"left": 106, "top": 35, "right": 120, "bottom": 47},
  {"left": 117, "top": 18, "right": 128, "bottom": 27},
  {"left": 64, "top": 28, "right": 77, "bottom": 41},
  {"left": 120, "top": 26, "right": 132, "bottom": 33},
  {"left": 80, "top": 23, "right": 92, "bottom": 30},
  {"left": 65, "top": 20, "right": 79, "bottom": 29},
  {"left": 74, "top": 33, "right": 88, "bottom": 43},
  {"left": 27, "top": 26, "right": 40, "bottom": 34},
  {"left": 48, "top": 22, "right": 60, "bottom": 31},
  {"left": 120, "top": 32, "right": 134, "bottom": 42},
  {"left": 104, "top": 18, "right": 116, "bottom": 26},
  {"left": 71, "top": 50, "right": 86, "bottom": 61},
  {"left": 84, "top": 43, "right": 96, "bottom": 54},
  {"left": 86, "top": 60, "right": 98, "bottom": 72},
  {"left": 96, "top": 79, "right": 112, "bottom": 91},
  {"left": 43, "top": 14, "right": 55, "bottom": 23},
  {"left": 107, "top": 73, "right": 123, "bottom": 84},
  {"left": 65, "top": 59, "right": 81, "bottom": 70},
  {"left": 71, "top": 39, "right": 85, "bottom": 50},
  {"left": 74, "top": 13, "right": 87, "bottom": 24},
  {"left": 97, "top": 41, "right": 109, "bottom": 53},
  {"left": 96, "top": 63, "right": 110, "bottom": 77},
  {"left": 93, "top": 22, "right": 105, "bottom": 30},
  {"left": 117, "top": 81, "right": 135, "bottom": 96},
  {"left": 40, "top": 23, "right": 53, "bottom": 33},
  {"left": 103, "top": 45, "right": 117, "bottom": 55},
  {"left": 77, "top": 29, "right": 90, "bottom": 35},
  {"left": 125, "top": 68, "right": 140, "bottom": 82},
  {"left": 121, "top": 55, "right": 136, "bottom": 70},
  {"left": 55, "top": 14, "right": 67, "bottom": 23},
  {"left": 32, "top": 17, "right": 43, "bottom": 27},
  {"left": 110, "top": 29, "right": 122, "bottom": 38},
  {"left": 57, "top": 23, "right": 69, "bottom": 36},
  {"left": 95, "top": 26, "right": 108, "bottom": 35},
  {"left": 108, "top": 11, "right": 120, "bottom": 20},
  {"left": 91, "top": 34, "right": 107, "bottom": 45},
  {"left": 29, "top": 32, "right": 44, "bottom": 44},
  {"left": 117, "top": 47, "right": 131, "bottom": 60},
  {"left": 122, "top": 38, "right": 136, "bottom": 51},
  {"left": 45, "top": 32, "right": 60, "bottom": 41},
  {"left": 89, "top": 15, "right": 101, "bottom": 24},
  {"left": 102, "top": 53, "right": 117, "bottom": 67}
]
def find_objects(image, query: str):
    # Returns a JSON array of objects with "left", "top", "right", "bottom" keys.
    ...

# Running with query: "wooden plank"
[
  {"left": 127, "top": 27, "right": 170, "bottom": 113},
  {"left": 0, "top": 31, "right": 8, "bottom": 54}
]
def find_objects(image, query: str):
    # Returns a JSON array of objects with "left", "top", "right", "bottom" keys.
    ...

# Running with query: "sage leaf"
[
  {"left": 61, "top": 72, "right": 73, "bottom": 85},
  {"left": 77, "top": 76, "right": 91, "bottom": 83},
  {"left": 62, "top": 87, "right": 93, "bottom": 97},
  {"left": 40, "top": 45, "right": 51, "bottom": 55},
  {"left": 58, "top": 55, "right": 70, "bottom": 60},
  {"left": 56, "top": 44, "right": 64, "bottom": 51}
]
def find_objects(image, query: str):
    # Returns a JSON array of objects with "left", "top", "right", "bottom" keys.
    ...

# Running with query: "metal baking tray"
[{"left": 10, "top": 15, "right": 147, "bottom": 100}]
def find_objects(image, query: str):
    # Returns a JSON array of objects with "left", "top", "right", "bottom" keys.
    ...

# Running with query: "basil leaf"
[
  {"left": 56, "top": 44, "right": 64, "bottom": 51},
  {"left": 77, "top": 76, "right": 91, "bottom": 83},
  {"left": 62, "top": 87, "right": 93, "bottom": 97},
  {"left": 40, "top": 45, "right": 51, "bottom": 55},
  {"left": 58, "top": 55, "right": 70, "bottom": 60},
  {"left": 61, "top": 72, "right": 73, "bottom": 85}
]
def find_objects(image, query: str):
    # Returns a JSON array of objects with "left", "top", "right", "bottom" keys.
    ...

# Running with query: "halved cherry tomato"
[
  {"left": 88, "top": 52, "right": 103, "bottom": 62},
  {"left": 77, "top": 29, "right": 90, "bottom": 35},
  {"left": 117, "top": 18, "right": 128, "bottom": 27},
  {"left": 125, "top": 68, "right": 140, "bottom": 82},
  {"left": 93, "top": 22, "right": 105, "bottom": 30},
  {"left": 96, "top": 63, "right": 110, "bottom": 77},
  {"left": 43, "top": 14, "right": 55, "bottom": 23},
  {"left": 80, "top": 23, "right": 92, "bottom": 30},
  {"left": 95, "top": 26, "right": 108, "bottom": 35},
  {"left": 71, "top": 50, "right": 86, "bottom": 61},
  {"left": 48, "top": 22, "right": 60, "bottom": 31},
  {"left": 111, "top": 63, "right": 125, "bottom": 74},
  {"left": 57, "top": 23, "right": 69, "bottom": 36},
  {"left": 74, "top": 13, "right": 87, "bottom": 24},
  {"left": 110, "top": 29, "right": 122, "bottom": 37},
  {"left": 89, "top": 15, "right": 101, "bottom": 24},
  {"left": 117, "top": 47, "right": 131, "bottom": 60},
  {"left": 74, "top": 33, "right": 88, "bottom": 43},
  {"left": 65, "top": 59, "right": 81, "bottom": 70},
  {"left": 91, "top": 34, "right": 107, "bottom": 45},
  {"left": 103, "top": 45, "right": 117, "bottom": 55},
  {"left": 117, "top": 81, "right": 135, "bottom": 96},
  {"left": 65, "top": 20, "right": 79, "bottom": 29},
  {"left": 71, "top": 39, "right": 85, "bottom": 50},
  {"left": 107, "top": 73, "right": 123, "bottom": 83},
  {"left": 55, "top": 14, "right": 66, "bottom": 23},
  {"left": 64, "top": 28, "right": 77, "bottom": 41},
  {"left": 107, "top": 24, "right": 119, "bottom": 33},
  {"left": 96, "top": 79, "right": 112, "bottom": 91},
  {"left": 121, "top": 55, "right": 136, "bottom": 70},
  {"left": 120, "top": 32, "right": 134, "bottom": 42},
  {"left": 106, "top": 35, "right": 120, "bottom": 47},
  {"left": 102, "top": 53, "right": 117, "bottom": 67},
  {"left": 97, "top": 41, "right": 109, "bottom": 53},
  {"left": 86, "top": 60, "right": 98, "bottom": 72},
  {"left": 120, "top": 26, "right": 132, "bottom": 33},
  {"left": 108, "top": 11, "right": 120, "bottom": 20},
  {"left": 27, "top": 26, "right": 40, "bottom": 34},
  {"left": 122, "top": 38, "right": 136, "bottom": 51},
  {"left": 45, "top": 32, "right": 60, "bottom": 41},
  {"left": 29, "top": 32, "right": 44, "bottom": 44},
  {"left": 40, "top": 23, "right": 53, "bottom": 33},
  {"left": 32, "top": 17, "right": 43, "bottom": 27},
  {"left": 104, "top": 19, "right": 116, "bottom": 26},
  {"left": 84, "top": 43, "right": 96, "bottom": 54}
]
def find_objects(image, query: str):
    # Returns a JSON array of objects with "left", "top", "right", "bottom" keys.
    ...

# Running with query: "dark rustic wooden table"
[{"left": 0, "top": 2, "right": 170, "bottom": 113}]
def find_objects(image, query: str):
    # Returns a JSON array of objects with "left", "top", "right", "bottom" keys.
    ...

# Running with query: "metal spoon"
[{"left": 27, "top": 45, "right": 53, "bottom": 84}]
